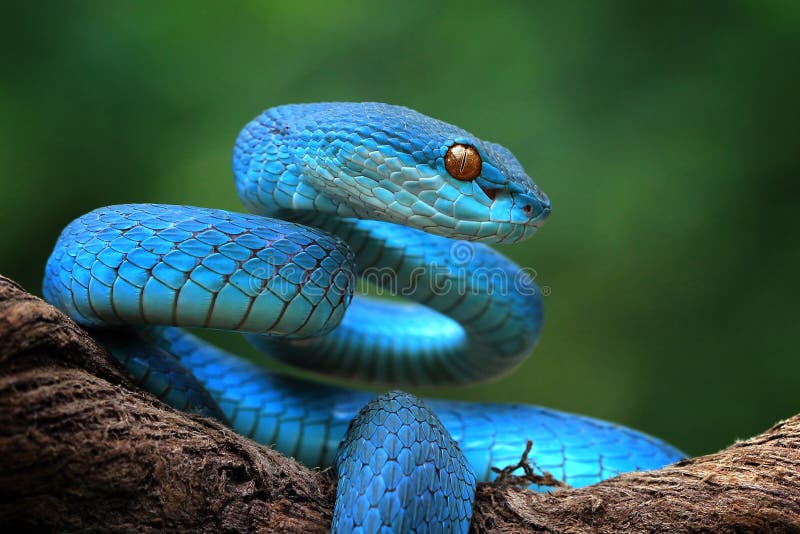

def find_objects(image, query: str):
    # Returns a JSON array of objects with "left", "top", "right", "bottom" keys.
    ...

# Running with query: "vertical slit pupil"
[{"left": 446, "top": 143, "right": 482, "bottom": 181}]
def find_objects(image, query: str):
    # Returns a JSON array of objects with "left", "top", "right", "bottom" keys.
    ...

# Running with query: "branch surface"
[{"left": 0, "top": 276, "right": 797, "bottom": 533}]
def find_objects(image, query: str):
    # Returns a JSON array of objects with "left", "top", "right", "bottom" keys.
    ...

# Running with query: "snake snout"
[{"left": 515, "top": 190, "right": 551, "bottom": 227}]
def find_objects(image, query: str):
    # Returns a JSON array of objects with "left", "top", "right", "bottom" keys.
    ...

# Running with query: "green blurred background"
[{"left": 1, "top": 1, "right": 798, "bottom": 457}]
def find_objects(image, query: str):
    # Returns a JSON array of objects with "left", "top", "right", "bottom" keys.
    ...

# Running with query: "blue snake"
[{"left": 43, "top": 103, "right": 683, "bottom": 533}]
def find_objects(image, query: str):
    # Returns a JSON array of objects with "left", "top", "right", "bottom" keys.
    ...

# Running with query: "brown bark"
[{"left": 0, "top": 275, "right": 797, "bottom": 533}]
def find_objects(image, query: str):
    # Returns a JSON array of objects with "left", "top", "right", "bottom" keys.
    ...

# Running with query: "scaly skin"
[{"left": 43, "top": 103, "right": 683, "bottom": 533}]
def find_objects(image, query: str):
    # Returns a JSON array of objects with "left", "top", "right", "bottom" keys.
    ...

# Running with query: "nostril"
[{"left": 522, "top": 204, "right": 532, "bottom": 216}]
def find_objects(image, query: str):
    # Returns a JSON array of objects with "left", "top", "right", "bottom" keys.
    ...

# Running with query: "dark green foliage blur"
[{"left": 1, "top": 1, "right": 797, "bottom": 456}]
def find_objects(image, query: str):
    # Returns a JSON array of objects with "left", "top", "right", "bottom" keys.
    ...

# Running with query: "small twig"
[{"left": 490, "top": 440, "right": 568, "bottom": 489}]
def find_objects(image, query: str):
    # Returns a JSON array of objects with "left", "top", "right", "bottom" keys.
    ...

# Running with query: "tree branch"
[{"left": 0, "top": 275, "right": 797, "bottom": 533}]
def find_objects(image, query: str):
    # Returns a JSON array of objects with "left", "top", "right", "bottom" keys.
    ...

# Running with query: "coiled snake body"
[{"left": 43, "top": 103, "right": 682, "bottom": 533}]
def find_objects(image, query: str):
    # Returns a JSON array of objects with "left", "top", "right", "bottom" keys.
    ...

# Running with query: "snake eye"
[{"left": 445, "top": 143, "right": 482, "bottom": 181}]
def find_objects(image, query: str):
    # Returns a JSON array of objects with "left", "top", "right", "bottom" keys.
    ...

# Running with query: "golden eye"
[{"left": 445, "top": 143, "right": 482, "bottom": 181}]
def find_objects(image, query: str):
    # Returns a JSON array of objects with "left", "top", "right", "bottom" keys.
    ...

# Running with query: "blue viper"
[{"left": 43, "top": 103, "right": 683, "bottom": 533}]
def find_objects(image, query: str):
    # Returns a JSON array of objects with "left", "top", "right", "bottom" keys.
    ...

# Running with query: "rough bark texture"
[{"left": 0, "top": 275, "right": 797, "bottom": 533}]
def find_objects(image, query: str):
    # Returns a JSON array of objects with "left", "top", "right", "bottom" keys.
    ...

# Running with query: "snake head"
[{"left": 234, "top": 102, "right": 550, "bottom": 244}]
